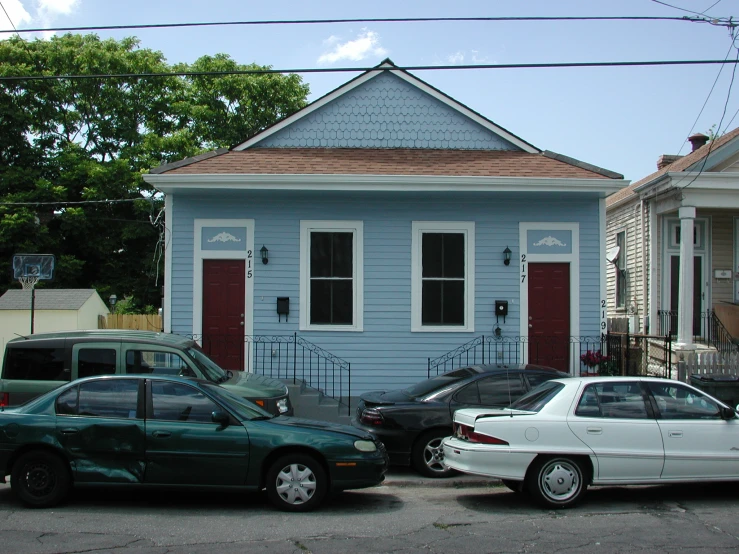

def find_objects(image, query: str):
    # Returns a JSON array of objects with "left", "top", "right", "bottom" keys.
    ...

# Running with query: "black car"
[{"left": 352, "top": 364, "right": 568, "bottom": 477}]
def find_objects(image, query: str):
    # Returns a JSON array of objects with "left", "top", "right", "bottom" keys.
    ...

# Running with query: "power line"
[
  {"left": 0, "top": 15, "right": 725, "bottom": 35},
  {"left": 2, "top": 59, "right": 739, "bottom": 82},
  {"left": 0, "top": 198, "right": 152, "bottom": 206}
]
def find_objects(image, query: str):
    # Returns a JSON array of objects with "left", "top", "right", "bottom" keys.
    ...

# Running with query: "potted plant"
[{"left": 580, "top": 350, "right": 613, "bottom": 376}]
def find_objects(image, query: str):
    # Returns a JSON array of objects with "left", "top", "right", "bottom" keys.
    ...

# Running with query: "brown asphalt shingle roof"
[
  {"left": 159, "top": 148, "right": 615, "bottom": 179},
  {"left": 606, "top": 126, "right": 739, "bottom": 207}
]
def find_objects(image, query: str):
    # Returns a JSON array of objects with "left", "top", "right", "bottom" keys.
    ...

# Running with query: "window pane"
[
  {"left": 151, "top": 381, "right": 219, "bottom": 423},
  {"left": 442, "top": 281, "right": 465, "bottom": 324},
  {"left": 478, "top": 375, "right": 525, "bottom": 405},
  {"left": 310, "top": 232, "right": 352, "bottom": 278},
  {"left": 3, "top": 347, "right": 67, "bottom": 381},
  {"left": 422, "top": 280, "right": 442, "bottom": 324},
  {"left": 454, "top": 382, "right": 479, "bottom": 404},
  {"left": 56, "top": 386, "right": 78, "bottom": 415},
  {"left": 332, "top": 233, "right": 353, "bottom": 278},
  {"left": 648, "top": 382, "right": 721, "bottom": 419},
  {"left": 126, "top": 350, "right": 193, "bottom": 377},
  {"left": 78, "top": 379, "right": 139, "bottom": 419},
  {"left": 422, "top": 233, "right": 443, "bottom": 277},
  {"left": 442, "top": 234, "right": 464, "bottom": 278},
  {"left": 310, "top": 232, "right": 332, "bottom": 278},
  {"left": 310, "top": 280, "right": 353, "bottom": 325},
  {"left": 78, "top": 349, "right": 116, "bottom": 378},
  {"left": 595, "top": 383, "right": 648, "bottom": 419}
]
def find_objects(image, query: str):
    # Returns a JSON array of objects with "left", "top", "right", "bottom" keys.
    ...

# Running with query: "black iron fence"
[
  {"left": 709, "top": 311, "right": 739, "bottom": 355},
  {"left": 427, "top": 333, "right": 673, "bottom": 378},
  {"left": 658, "top": 309, "right": 739, "bottom": 356},
  {"left": 182, "top": 333, "right": 351, "bottom": 411}
]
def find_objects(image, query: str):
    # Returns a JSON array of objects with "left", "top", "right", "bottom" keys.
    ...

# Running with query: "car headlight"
[
  {"left": 354, "top": 440, "right": 377, "bottom": 452},
  {"left": 276, "top": 398, "right": 289, "bottom": 413}
]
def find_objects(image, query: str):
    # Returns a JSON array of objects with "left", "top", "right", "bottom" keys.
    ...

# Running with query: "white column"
[{"left": 676, "top": 206, "right": 696, "bottom": 348}]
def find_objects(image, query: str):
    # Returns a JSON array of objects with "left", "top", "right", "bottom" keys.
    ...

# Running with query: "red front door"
[
  {"left": 202, "top": 259, "right": 245, "bottom": 371},
  {"left": 528, "top": 262, "right": 570, "bottom": 372}
]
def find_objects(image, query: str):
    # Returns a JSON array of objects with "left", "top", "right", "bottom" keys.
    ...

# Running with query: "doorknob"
[
  {"left": 529, "top": 324, "right": 533, "bottom": 328},
  {"left": 240, "top": 321, "right": 244, "bottom": 326},
  {"left": 529, "top": 316, "right": 533, "bottom": 321}
]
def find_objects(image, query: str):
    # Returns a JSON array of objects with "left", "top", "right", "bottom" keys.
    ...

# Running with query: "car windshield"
[
  {"left": 202, "top": 382, "right": 273, "bottom": 420},
  {"left": 402, "top": 367, "right": 476, "bottom": 399},
  {"left": 509, "top": 381, "right": 564, "bottom": 412},
  {"left": 186, "top": 347, "right": 229, "bottom": 383}
]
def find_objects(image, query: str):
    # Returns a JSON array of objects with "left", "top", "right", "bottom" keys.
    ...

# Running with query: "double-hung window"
[
  {"left": 300, "top": 221, "right": 363, "bottom": 331},
  {"left": 412, "top": 222, "right": 475, "bottom": 332}
]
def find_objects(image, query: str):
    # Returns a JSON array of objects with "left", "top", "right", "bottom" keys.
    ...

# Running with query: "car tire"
[
  {"left": 11, "top": 450, "right": 71, "bottom": 508},
  {"left": 501, "top": 479, "right": 525, "bottom": 494},
  {"left": 411, "top": 429, "right": 456, "bottom": 478},
  {"left": 266, "top": 454, "right": 327, "bottom": 512},
  {"left": 526, "top": 456, "right": 587, "bottom": 509}
]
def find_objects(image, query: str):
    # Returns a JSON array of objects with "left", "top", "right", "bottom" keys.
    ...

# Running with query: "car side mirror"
[
  {"left": 212, "top": 411, "right": 230, "bottom": 426},
  {"left": 720, "top": 406, "right": 736, "bottom": 420}
]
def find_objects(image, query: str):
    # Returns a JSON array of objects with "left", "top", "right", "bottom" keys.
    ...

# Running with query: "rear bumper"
[{"left": 442, "top": 437, "right": 536, "bottom": 480}]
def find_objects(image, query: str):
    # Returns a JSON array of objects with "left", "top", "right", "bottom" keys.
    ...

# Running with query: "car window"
[
  {"left": 454, "top": 382, "right": 480, "bottom": 404},
  {"left": 404, "top": 367, "right": 476, "bottom": 398},
  {"left": 126, "top": 350, "right": 195, "bottom": 377},
  {"left": 509, "top": 381, "right": 564, "bottom": 412},
  {"left": 477, "top": 375, "right": 526, "bottom": 406},
  {"left": 75, "top": 379, "right": 139, "bottom": 419},
  {"left": 647, "top": 381, "right": 722, "bottom": 420},
  {"left": 575, "top": 382, "right": 649, "bottom": 419},
  {"left": 526, "top": 372, "right": 560, "bottom": 389},
  {"left": 56, "top": 386, "right": 78, "bottom": 415},
  {"left": 150, "top": 381, "right": 219, "bottom": 423},
  {"left": 186, "top": 348, "right": 227, "bottom": 382},
  {"left": 3, "top": 347, "right": 67, "bottom": 381},
  {"left": 202, "top": 383, "right": 272, "bottom": 419},
  {"left": 78, "top": 348, "right": 117, "bottom": 378}
]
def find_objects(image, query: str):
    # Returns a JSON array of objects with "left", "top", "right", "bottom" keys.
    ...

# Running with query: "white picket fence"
[{"left": 677, "top": 351, "right": 739, "bottom": 382}]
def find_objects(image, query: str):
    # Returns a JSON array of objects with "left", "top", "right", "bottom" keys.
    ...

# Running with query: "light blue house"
[{"left": 144, "top": 60, "right": 627, "bottom": 401}]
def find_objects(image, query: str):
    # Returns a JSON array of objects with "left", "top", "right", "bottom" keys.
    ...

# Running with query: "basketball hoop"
[{"left": 18, "top": 276, "right": 39, "bottom": 291}]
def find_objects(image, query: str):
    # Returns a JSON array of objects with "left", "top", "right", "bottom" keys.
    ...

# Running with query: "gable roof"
[
  {"left": 234, "top": 59, "right": 539, "bottom": 154},
  {"left": 606, "top": 126, "right": 739, "bottom": 208},
  {"left": 0, "top": 289, "right": 101, "bottom": 311}
]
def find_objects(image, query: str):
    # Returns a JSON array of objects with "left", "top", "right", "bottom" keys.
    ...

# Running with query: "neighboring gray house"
[
  {"left": 606, "top": 128, "right": 739, "bottom": 350},
  {"left": 144, "top": 59, "right": 627, "bottom": 396}
]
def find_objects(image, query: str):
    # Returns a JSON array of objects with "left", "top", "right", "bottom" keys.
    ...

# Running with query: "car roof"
[
  {"left": 466, "top": 364, "right": 563, "bottom": 374},
  {"left": 552, "top": 376, "right": 685, "bottom": 385},
  {"left": 7, "top": 329, "right": 194, "bottom": 347},
  {"left": 71, "top": 373, "right": 210, "bottom": 386}
]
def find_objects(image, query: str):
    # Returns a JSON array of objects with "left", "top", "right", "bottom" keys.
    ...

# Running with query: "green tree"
[{"left": 0, "top": 34, "right": 309, "bottom": 309}]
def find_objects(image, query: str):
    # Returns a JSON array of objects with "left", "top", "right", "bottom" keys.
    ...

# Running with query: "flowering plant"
[{"left": 580, "top": 350, "right": 610, "bottom": 369}]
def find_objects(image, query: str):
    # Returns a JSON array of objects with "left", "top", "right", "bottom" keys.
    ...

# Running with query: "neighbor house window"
[
  {"left": 300, "top": 221, "right": 363, "bottom": 331},
  {"left": 412, "top": 222, "right": 475, "bottom": 332},
  {"left": 616, "top": 231, "right": 626, "bottom": 309}
]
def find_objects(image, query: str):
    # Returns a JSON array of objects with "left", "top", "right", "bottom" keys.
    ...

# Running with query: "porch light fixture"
[
  {"left": 503, "top": 246, "right": 512, "bottom": 266},
  {"left": 260, "top": 245, "right": 269, "bottom": 265},
  {"left": 109, "top": 294, "right": 117, "bottom": 308}
]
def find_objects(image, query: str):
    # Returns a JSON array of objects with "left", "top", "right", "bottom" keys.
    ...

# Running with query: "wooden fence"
[
  {"left": 677, "top": 351, "right": 739, "bottom": 382},
  {"left": 98, "top": 314, "right": 163, "bottom": 331}
]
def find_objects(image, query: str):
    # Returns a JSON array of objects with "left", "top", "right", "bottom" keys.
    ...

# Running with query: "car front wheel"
[
  {"left": 527, "top": 456, "right": 587, "bottom": 509},
  {"left": 266, "top": 454, "right": 327, "bottom": 512},
  {"left": 11, "top": 451, "right": 71, "bottom": 508},
  {"left": 411, "top": 429, "right": 456, "bottom": 478}
]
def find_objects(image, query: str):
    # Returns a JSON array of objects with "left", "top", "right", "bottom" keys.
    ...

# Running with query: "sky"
[{"left": 2, "top": 0, "right": 739, "bottom": 182}]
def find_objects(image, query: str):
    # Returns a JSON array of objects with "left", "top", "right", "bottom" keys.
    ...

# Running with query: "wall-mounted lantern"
[
  {"left": 260, "top": 245, "right": 269, "bottom": 265},
  {"left": 109, "top": 294, "right": 117, "bottom": 309},
  {"left": 503, "top": 246, "right": 512, "bottom": 266}
]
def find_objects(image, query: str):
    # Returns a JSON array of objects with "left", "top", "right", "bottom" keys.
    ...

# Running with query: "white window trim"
[
  {"left": 411, "top": 221, "right": 475, "bottom": 333},
  {"left": 299, "top": 220, "right": 364, "bottom": 332}
]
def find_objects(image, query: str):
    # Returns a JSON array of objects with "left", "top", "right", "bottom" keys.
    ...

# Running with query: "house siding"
[
  {"left": 703, "top": 209, "right": 735, "bottom": 305},
  {"left": 170, "top": 190, "right": 602, "bottom": 393},
  {"left": 605, "top": 198, "right": 647, "bottom": 333},
  {"left": 254, "top": 72, "right": 519, "bottom": 151}
]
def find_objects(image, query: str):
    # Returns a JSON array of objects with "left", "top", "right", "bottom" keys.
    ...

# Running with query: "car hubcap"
[
  {"left": 540, "top": 461, "right": 579, "bottom": 501},
  {"left": 23, "top": 462, "right": 56, "bottom": 498},
  {"left": 424, "top": 438, "right": 449, "bottom": 473},
  {"left": 275, "top": 463, "right": 317, "bottom": 505}
]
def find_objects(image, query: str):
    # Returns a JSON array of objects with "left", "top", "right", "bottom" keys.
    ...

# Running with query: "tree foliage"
[{"left": 0, "top": 34, "right": 309, "bottom": 309}]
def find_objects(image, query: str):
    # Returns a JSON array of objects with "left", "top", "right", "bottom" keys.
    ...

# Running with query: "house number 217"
[{"left": 521, "top": 254, "right": 526, "bottom": 283}]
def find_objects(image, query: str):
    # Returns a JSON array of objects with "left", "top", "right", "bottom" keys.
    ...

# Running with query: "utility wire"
[
  {"left": 2, "top": 59, "right": 739, "bottom": 82},
  {"left": 0, "top": 198, "right": 153, "bottom": 206},
  {"left": 0, "top": 15, "right": 725, "bottom": 35}
]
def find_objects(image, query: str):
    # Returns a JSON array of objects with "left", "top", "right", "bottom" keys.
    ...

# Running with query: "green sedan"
[{"left": 0, "top": 375, "right": 388, "bottom": 512}]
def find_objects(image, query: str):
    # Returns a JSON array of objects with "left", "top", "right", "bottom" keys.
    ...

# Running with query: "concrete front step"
[{"left": 283, "top": 380, "right": 353, "bottom": 425}]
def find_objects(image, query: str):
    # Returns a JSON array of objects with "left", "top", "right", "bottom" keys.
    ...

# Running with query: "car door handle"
[
  {"left": 668, "top": 431, "right": 683, "bottom": 438},
  {"left": 152, "top": 431, "right": 171, "bottom": 438},
  {"left": 587, "top": 427, "right": 602, "bottom": 434},
  {"left": 60, "top": 428, "right": 78, "bottom": 435}
]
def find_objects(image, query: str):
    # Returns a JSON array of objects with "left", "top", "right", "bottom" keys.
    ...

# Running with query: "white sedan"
[{"left": 442, "top": 376, "right": 739, "bottom": 508}]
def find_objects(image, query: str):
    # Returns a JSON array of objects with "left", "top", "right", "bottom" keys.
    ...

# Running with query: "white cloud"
[
  {"left": 446, "top": 51, "right": 465, "bottom": 64},
  {"left": 37, "top": 0, "right": 79, "bottom": 15},
  {"left": 0, "top": 0, "right": 80, "bottom": 38},
  {"left": 0, "top": 0, "right": 32, "bottom": 31},
  {"left": 318, "top": 29, "right": 388, "bottom": 64}
]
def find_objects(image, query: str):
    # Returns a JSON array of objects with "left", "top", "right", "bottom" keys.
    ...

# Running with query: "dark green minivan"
[{"left": 0, "top": 330, "right": 292, "bottom": 416}]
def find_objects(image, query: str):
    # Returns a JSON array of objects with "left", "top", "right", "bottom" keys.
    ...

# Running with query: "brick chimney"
[
  {"left": 688, "top": 133, "right": 710, "bottom": 152},
  {"left": 657, "top": 154, "right": 682, "bottom": 170}
]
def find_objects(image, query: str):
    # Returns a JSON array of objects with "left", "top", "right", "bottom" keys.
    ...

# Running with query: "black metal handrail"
[
  {"left": 708, "top": 311, "right": 739, "bottom": 355},
  {"left": 657, "top": 309, "right": 715, "bottom": 343},
  {"left": 181, "top": 333, "right": 351, "bottom": 411},
  {"left": 428, "top": 335, "right": 606, "bottom": 377}
]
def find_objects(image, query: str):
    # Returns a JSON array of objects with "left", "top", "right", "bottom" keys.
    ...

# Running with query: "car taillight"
[
  {"left": 360, "top": 407, "right": 384, "bottom": 426},
  {"left": 455, "top": 423, "right": 508, "bottom": 445},
  {"left": 0, "top": 393, "right": 8, "bottom": 408}
]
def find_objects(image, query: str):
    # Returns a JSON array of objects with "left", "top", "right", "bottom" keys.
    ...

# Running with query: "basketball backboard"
[{"left": 12, "top": 254, "right": 55, "bottom": 280}]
